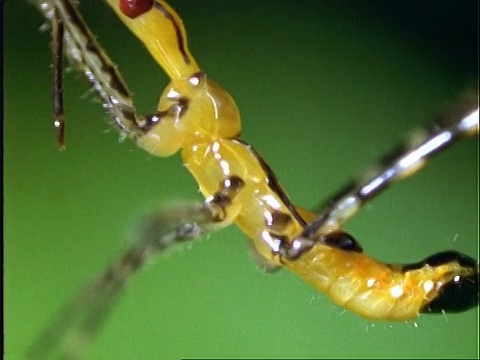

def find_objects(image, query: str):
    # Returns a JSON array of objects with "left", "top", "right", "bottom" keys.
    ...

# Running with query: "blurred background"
[{"left": 4, "top": 0, "right": 478, "bottom": 358}]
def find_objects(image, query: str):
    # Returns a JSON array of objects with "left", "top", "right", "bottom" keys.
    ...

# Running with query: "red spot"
[{"left": 119, "top": 0, "right": 154, "bottom": 19}]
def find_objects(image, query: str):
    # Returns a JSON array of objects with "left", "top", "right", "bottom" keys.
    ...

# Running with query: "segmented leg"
[
  {"left": 26, "top": 202, "right": 214, "bottom": 359},
  {"left": 27, "top": 172, "right": 245, "bottom": 359},
  {"left": 52, "top": 5, "right": 65, "bottom": 149},
  {"left": 32, "top": 0, "right": 153, "bottom": 144},
  {"left": 302, "top": 94, "right": 479, "bottom": 238}
]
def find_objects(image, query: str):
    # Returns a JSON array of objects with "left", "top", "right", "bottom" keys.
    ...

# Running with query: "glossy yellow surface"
[
  {"left": 107, "top": 0, "right": 199, "bottom": 80},
  {"left": 103, "top": 0, "right": 475, "bottom": 320},
  {"left": 106, "top": 0, "right": 306, "bottom": 263},
  {"left": 286, "top": 244, "right": 474, "bottom": 319}
]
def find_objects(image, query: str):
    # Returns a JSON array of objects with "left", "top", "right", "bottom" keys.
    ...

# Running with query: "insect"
[{"left": 5, "top": 0, "right": 477, "bottom": 358}]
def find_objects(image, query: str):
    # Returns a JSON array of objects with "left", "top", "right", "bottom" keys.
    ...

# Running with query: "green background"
[{"left": 4, "top": 0, "right": 478, "bottom": 358}]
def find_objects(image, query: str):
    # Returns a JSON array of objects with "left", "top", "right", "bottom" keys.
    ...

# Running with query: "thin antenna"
[{"left": 52, "top": 4, "right": 66, "bottom": 150}]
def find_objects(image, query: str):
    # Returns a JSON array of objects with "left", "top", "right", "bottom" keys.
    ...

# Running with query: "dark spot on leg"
[{"left": 322, "top": 231, "right": 363, "bottom": 253}]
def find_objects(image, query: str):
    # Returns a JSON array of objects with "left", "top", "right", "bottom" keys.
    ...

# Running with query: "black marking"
[
  {"left": 177, "top": 97, "right": 189, "bottom": 114},
  {"left": 209, "top": 193, "right": 229, "bottom": 223},
  {"left": 140, "top": 97, "right": 189, "bottom": 133},
  {"left": 234, "top": 139, "right": 307, "bottom": 228},
  {"left": 52, "top": 5, "right": 65, "bottom": 150},
  {"left": 153, "top": 1, "right": 191, "bottom": 66},
  {"left": 209, "top": 176, "right": 246, "bottom": 222},
  {"left": 269, "top": 232, "right": 290, "bottom": 243},
  {"left": 257, "top": 156, "right": 307, "bottom": 227},
  {"left": 142, "top": 110, "right": 168, "bottom": 132},
  {"left": 421, "top": 270, "right": 479, "bottom": 314},
  {"left": 265, "top": 210, "right": 293, "bottom": 232},
  {"left": 85, "top": 38, "right": 97, "bottom": 53},
  {"left": 100, "top": 62, "right": 131, "bottom": 100},
  {"left": 223, "top": 175, "right": 245, "bottom": 193},
  {"left": 401, "top": 251, "right": 477, "bottom": 272},
  {"left": 213, "top": 176, "right": 245, "bottom": 203},
  {"left": 211, "top": 193, "right": 232, "bottom": 207},
  {"left": 61, "top": 0, "right": 90, "bottom": 41},
  {"left": 322, "top": 231, "right": 363, "bottom": 253},
  {"left": 400, "top": 251, "right": 479, "bottom": 314}
]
